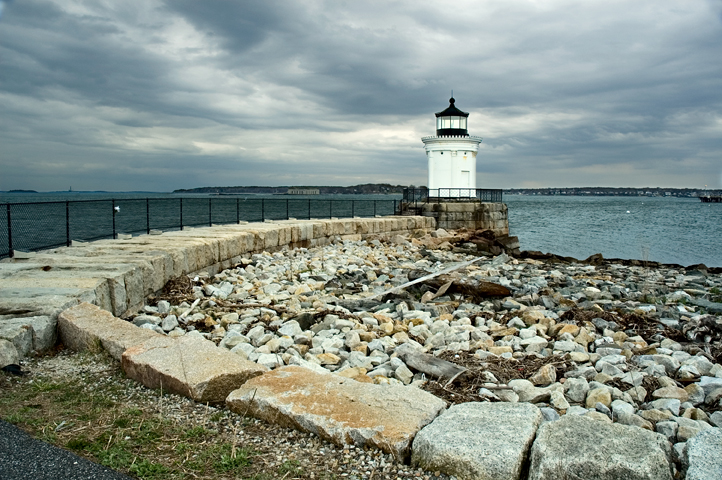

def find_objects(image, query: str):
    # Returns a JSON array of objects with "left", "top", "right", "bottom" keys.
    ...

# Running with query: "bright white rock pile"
[{"left": 131, "top": 233, "right": 722, "bottom": 477}]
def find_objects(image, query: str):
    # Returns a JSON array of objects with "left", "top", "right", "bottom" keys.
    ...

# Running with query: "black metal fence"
[
  {"left": 402, "top": 188, "right": 503, "bottom": 204},
  {"left": 0, "top": 197, "right": 398, "bottom": 259}
]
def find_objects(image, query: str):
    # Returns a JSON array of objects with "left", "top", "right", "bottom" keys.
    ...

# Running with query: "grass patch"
[
  {"left": 279, "top": 459, "right": 303, "bottom": 477},
  {"left": 183, "top": 425, "right": 210, "bottom": 439},
  {"left": 710, "top": 287, "right": 722, "bottom": 303},
  {"left": 0, "top": 352, "right": 272, "bottom": 479}
]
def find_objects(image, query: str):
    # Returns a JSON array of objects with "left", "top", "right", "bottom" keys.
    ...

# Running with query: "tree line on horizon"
[
  {"left": 172, "top": 184, "right": 407, "bottom": 195},
  {"left": 172, "top": 185, "right": 720, "bottom": 197}
]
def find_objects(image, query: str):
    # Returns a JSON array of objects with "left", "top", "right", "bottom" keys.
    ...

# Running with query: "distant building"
[
  {"left": 421, "top": 97, "right": 483, "bottom": 194},
  {"left": 287, "top": 188, "right": 319, "bottom": 195}
]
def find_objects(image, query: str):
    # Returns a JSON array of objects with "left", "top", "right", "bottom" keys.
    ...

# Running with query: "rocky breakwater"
[
  {"left": 0, "top": 215, "right": 434, "bottom": 365},
  {"left": 63, "top": 228, "right": 721, "bottom": 479}
]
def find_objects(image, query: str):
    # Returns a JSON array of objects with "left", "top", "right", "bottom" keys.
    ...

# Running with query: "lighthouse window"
[
  {"left": 460, "top": 117, "right": 467, "bottom": 129},
  {"left": 450, "top": 117, "right": 459, "bottom": 129}
]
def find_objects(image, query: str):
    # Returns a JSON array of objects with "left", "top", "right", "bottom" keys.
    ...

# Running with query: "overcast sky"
[{"left": 1, "top": 0, "right": 721, "bottom": 192}]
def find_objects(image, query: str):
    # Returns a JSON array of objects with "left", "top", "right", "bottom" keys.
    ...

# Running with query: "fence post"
[
  {"left": 329, "top": 200, "right": 332, "bottom": 219},
  {"left": 373, "top": 200, "right": 376, "bottom": 217},
  {"left": 111, "top": 199, "right": 116, "bottom": 239},
  {"left": 180, "top": 198, "right": 184, "bottom": 231},
  {"left": 286, "top": 199, "right": 289, "bottom": 219},
  {"left": 66, "top": 201, "right": 70, "bottom": 246},
  {"left": 394, "top": 200, "right": 397, "bottom": 214},
  {"left": 261, "top": 199, "right": 265, "bottom": 221},
  {"left": 351, "top": 201, "right": 355, "bottom": 218},
  {"left": 236, "top": 198, "right": 240, "bottom": 224},
  {"left": 6, "top": 204, "right": 12, "bottom": 257},
  {"left": 209, "top": 198, "right": 212, "bottom": 227},
  {"left": 308, "top": 199, "right": 311, "bottom": 219},
  {"left": 146, "top": 199, "right": 150, "bottom": 234}
]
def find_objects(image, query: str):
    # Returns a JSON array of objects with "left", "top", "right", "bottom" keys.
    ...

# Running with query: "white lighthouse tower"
[{"left": 422, "top": 97, "right": 483, "bottom": 195}]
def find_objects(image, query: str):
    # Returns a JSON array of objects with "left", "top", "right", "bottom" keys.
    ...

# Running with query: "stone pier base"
[{"left": 418, "top": 202, "right": 508, "bottom": 235}]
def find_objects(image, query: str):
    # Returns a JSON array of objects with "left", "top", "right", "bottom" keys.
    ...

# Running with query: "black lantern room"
[{"left": 435, "top": 97, "right": 469, "bottom": 136}]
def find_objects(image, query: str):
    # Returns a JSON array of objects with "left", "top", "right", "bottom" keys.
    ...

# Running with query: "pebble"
[{"left": 129, "top": 232, "right": 722, "bottom": 473}]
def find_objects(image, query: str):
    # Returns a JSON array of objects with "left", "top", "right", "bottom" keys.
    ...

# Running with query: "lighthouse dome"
[{"left": 435, "top": 97, "right": 469, "bottom": 136}]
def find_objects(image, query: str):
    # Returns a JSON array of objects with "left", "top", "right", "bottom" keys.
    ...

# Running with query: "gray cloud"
[{"left": 1, "top": 0, "right": 721, "bottom": 191}]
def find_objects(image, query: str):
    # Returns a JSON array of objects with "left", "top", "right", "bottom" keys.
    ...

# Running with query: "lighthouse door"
[{"left": 461, "top": 170, "right": 470, "bottom": 188}]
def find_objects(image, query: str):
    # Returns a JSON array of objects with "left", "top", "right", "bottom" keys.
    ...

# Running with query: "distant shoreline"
[
  {"left": 172, "top": 184, "right": 406, "bottom": 195},
  {"left": 172, "top": 185, "right": 719, "bottom": 198},
  {"left": 505, "top": 186, "right": 720, "bottom": 198},
  {"left": 2, "top": 185, "right": 720, "bottom": 198}
]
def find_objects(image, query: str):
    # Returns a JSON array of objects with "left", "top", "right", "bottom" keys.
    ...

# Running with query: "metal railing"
[
  {"left": 402, "top": 188, "right": 503, "bottom": 204},
  {"left": 0, "top": 197, "right": 398, "bottom": 259}
]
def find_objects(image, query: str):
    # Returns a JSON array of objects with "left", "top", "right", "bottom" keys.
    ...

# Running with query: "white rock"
[
  {"left": 684, "top": 427, "right": 722, "bottom": 480},
  {"left": 0, "top": 339, "right": 19, "bottom": 368},
  {"left": 230, "top": 343, "right": 255, "bottom": 359},
  {"left": 412, "top": 402, "right": 542, "bottom": 480},
  {"left": 699, "top": 376, "right": 722, "bottom": 395},
  {"left": 256, "top": 353, "right": 284, "bottom": 369},
  {"left": 550, "top": 390, "right": 570, "bottom": 410},
  {"left": 161, "top": 315, "right": 179, "bottom": 332},
  {"left": 610, "top": 399, "right": 635, "bottom": 419},
  {"left": 564, "top": 377, "right": 590, "bottom": 404},
  {"left": 528, "top": 415, "right": 673, "bottom": 480}
]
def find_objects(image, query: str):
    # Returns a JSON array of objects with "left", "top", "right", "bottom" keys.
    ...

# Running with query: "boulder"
[
  {"left": 122, "top": 335, "right": 268, "bottom": 403},
  {"left": 508, "top": 379, "right": 559, "bottom": 403},
  {"left": 58, "top": 302, "right": 160, "bottom": 360},
  {"left": 528, "top": 415, "right": 673, "bottom": 480},
  {"left": 685, "top": 427, "right": 722, "bottom": 480},
  {"left": 0, "top": 339, "right": 19, "bottom": 368},
  {"left": 412, "top": 402, "right": 542, "bottom": 480},
  {"left": 699, "top": 376, "right": 722, "bottom": 395},
  {"left": 585, "top": 388, "right": 612, "bottom": 408},
  {"left": 0, "top": 321, "right": 33, "bottom": 357},
  {"left": 225, "top": 365, "right": 445, "bottom": 459},
  {"left": 0, "top": 316, "right": 55, "bottom": 354},
  {"left": 529, "top": 364, "right": 556, "bottom": 386},
  {"left": 564, "top": 377, "right": 590, "bottom": 403},
  {"left": 652, "top": 386, "right": 689, "bottom": 403}
]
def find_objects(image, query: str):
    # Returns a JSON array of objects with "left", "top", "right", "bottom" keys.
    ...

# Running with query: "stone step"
[
  {"left": 58, "top": 302, "right": 161, "bottom": 360},
  {"left": 122, "top": 335, "right": 268, "bottom": 404},
  {"left": 528, "top": 415, "right": 673, "bottom": 480},
  {"left": 58, "top": 302, "right": 268, "bottom": 403},
  {"left": 226, "top": 365, "right": 446, "bottom": 459},
  {"left": 412, "top": 402, "right": 542, "bottom": 480}
]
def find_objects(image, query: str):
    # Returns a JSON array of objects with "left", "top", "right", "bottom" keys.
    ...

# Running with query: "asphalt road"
[{"left": 0, "top": 420, "right": 132, "bottom": 480}]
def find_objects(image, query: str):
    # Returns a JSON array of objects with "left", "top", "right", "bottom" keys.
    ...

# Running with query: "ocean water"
[
  {"left": 506, "top": 195, "right": 722, "bottom": 268},
  {"left": 0, "top": 192, "right": 398, "bottom": 258},
  {"left": 1, "top": 192, "right": 720, "bottom": 267}
]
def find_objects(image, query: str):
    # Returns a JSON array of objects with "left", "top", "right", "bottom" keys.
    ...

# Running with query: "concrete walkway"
[{"left": 0, "top": 216, "right": 433, "bottom": 363}]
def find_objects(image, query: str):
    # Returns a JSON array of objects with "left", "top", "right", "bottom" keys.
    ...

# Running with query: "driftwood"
[
  {"left": 399, "top": 351, "right": 467, "bottom": 384},
  {"left": 179, "top": 298, "right": 200, "bottom": 321},
  {"left": 369, "top": 256, "right": 485, "bottom": 299},
  {"left": 408, "top": 271, "right": 511, "bottom": 299}
]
